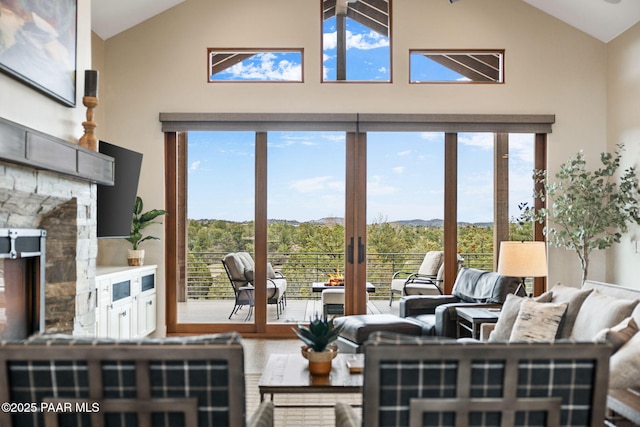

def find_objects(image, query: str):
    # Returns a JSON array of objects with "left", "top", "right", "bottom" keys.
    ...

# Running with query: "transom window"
[
  {"left": 322, "top": 0, "right": 391, "bottom": 82},
  {"left": 208, "top": 49, "right": 304, "bottom": 82},
  {"left": 410, "top": 50, "right": 504, "bottom": 83}
]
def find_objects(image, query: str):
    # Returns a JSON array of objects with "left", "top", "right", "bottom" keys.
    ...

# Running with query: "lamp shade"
[{"left": 497, "top": 241, "right": 547, "bottom": 278}]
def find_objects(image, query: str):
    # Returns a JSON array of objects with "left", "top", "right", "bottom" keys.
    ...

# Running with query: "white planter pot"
[{"left": 127, "top": 249, "right": 145, "bottom": 266}]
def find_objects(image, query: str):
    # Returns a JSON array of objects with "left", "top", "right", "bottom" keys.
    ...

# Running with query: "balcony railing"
[{"left": 186, "top": 252, "right": 494, "bottom": 301}]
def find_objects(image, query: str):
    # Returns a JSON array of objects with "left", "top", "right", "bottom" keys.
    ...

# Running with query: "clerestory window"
[
  {"left": 322, "top": 0, "right": 391, "bottom": 82},
  {"left": 410, "top": 50, "right": 504, "bottom": 83},
  {"left": 208, "top": 49, "right": 304, "bottom": 82}
]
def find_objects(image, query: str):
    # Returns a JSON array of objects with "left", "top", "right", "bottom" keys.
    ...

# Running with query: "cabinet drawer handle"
[
  {"left": 121, "top": 311, "right": 127, "bottom": 317},
  {"left": 147, "top": 301, "right": 153, "bottom": 306}
]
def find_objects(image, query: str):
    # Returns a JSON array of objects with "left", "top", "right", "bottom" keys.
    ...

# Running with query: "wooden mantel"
[{"left": 0, "top": 117, "right": 114, "bottom": 185}]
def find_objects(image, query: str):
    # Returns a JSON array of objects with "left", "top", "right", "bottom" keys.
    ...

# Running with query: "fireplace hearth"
[{"left": 0, "top": 229, "right": 46, "bottom": 339}]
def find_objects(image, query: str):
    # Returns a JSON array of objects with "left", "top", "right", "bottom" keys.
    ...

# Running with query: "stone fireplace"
[{"left": 0, "top": 117, "right": 113, "bottom": 336}]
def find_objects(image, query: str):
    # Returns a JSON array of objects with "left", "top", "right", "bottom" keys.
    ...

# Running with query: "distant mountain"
[
  {"left": 265, "top": 218, "right": 491, "bottom": 227},
  {"left": 389, "top": 219, "right": 444, "bottom": 227}
]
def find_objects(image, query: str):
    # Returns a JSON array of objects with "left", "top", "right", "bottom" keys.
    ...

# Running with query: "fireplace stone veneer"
[
  {"left": 0, "top": 118, "right": 114, "bottom": 337},
  {"left": 0, "top": 163, "right": 97, "bottom": 335}
]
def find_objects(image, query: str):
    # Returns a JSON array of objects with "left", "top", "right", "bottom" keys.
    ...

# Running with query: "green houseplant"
[
  {"left": 293, "top": 314, "right": 343, "bottom": 375},
  {"left": 526, "top": 144, "right": 640, "bottom": 284},
  {"left": 125, "top": 196, "right": 167, "bottom": 266}
]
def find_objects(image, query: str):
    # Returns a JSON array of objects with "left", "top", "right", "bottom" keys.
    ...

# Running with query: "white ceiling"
[
  {"left": 92, "top": 0, "right": 640, "bottom": 43},
  {"left": 92, "top": 0, "right": 186, "bottom": 40},
  {"left": 523, "top": 0, "right": 640, "bottom": 43}
]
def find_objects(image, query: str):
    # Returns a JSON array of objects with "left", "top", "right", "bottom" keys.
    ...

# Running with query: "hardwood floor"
[
  {"left": 242, "top": 337, "right": 302, "bottom": 374},
  {"left": 242, "top": 338, "right": 363, "bottom": 426}
]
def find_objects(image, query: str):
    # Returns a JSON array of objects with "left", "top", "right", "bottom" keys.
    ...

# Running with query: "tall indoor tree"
[{"left": 528, "top": 144, "right": 640, "bottom": 284}]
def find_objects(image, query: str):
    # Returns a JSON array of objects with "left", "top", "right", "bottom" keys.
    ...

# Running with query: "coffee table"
[{"left": 258, "top": 353, "right": 363, "bottom": 408}]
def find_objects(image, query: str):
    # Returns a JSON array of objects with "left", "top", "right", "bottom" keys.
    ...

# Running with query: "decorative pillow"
[
  {"left": 549, "top": 284, "right": 593, "bottom": 338},
  {"left": 593, "top": 317, "right": 638, "bottom": 353},
  {"left": 610, "top": 331, "right": 640, "bottom": 389},
  {"left": 267, "top": 262, "right": 277, "bottom": 279},
  {"left": 417, "top": 251, "right": 443, "bottom": 276},
  {"left": 572, "top": 290, "right": 639, "bottom": 341},
  {"left": 509, "top": 299, "right": 568, "bottom": 343},
  {"left": 245, "top": 263, "right": 278, "bottom": 281},
  {"left": 488, "top": 291, "right": 553, "bottom": 342}
]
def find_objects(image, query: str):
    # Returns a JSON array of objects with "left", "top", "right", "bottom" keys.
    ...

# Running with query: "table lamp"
[{"left": 497, "top": 241, "right": 547, "bottom": 296}]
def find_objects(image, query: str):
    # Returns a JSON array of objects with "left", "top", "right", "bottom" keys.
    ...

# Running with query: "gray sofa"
[
  {"left": 398, "top": 267, "right": 523, "bottom": 337},
  {"left": 481, "top": 280, "right": 640, "bottom": 425}
]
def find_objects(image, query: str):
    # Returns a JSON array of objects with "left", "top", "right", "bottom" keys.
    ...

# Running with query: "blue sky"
[
  {"left": 187, "top": 131, "right": 534, "bottom": 224},
  {"left": 191, "top": 13, "right": 531, "bottom": 224}
]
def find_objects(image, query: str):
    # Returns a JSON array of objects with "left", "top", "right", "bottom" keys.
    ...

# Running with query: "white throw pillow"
[
  {"left": 488, "top": 291, "right": 553, "bottom": 342},
  {"left": 572, "top": 290, "right": 639, "bottom": 341},
  {"left": 509, "top": 299, "right": 568, "bottom": 343},
  {"left": 550, "top": 284, "right": 593, "bottom": 338},
  {"left": 593, "top": 316, "right": 638, "bottom": 353},
  {"left": 610, "top": 331, "right": 640, "bottom": 389}
]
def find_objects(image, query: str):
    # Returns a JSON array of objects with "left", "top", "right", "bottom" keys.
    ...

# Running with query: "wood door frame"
[
  {"left": 344, "top": 132, "right": 368, "bottom": 315},
  {"left": 163, "top": 118, "right": 551, "bottom": 335}
]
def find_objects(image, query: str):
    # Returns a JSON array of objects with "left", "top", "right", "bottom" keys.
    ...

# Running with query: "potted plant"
[
  {"left": 525, "top": 144, "right": 640, "bottom": 284},
  {"left": 293, "top": 313, "right": 343, "bottom": 375},
  {"left": 125, "top": 196, "right": 167, "bottom": 266}
]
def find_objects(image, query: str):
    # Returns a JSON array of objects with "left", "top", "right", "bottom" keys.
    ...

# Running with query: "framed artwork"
[{"left": 0, "top": 0, "right": 77, "bottom": 107}]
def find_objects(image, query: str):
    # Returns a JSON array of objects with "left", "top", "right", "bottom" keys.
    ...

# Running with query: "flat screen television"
[{"left": 97, "top": 141, "right": 143, "bottom": 238}]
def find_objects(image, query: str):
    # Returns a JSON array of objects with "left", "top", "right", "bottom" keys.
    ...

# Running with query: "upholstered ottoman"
[
  {"left": 322, "top": 288, "right": 345, "bottom": 317},
  {"left": 334, "top": 314, "right": 423, "bottom": 353}
]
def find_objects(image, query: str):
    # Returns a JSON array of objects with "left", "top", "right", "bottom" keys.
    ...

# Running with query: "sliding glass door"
[
  {"left": 163, "top": 114, "right": 549, "bottom": 335},
  {"left": 366, "top": 132, "right": 445, "bottom": 305},
  {"left": 266, "top": 131, "right": 346, "bottom": 324}
]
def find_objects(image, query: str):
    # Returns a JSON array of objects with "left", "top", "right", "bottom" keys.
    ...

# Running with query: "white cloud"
[
  {"left": 189, "top": 160, "right": 200, "bottom": 171},
  {"left": 368, "top": 175, "right": 397, "bottom": 196},
  {"left": 459, "top": 133, "right": 493, "bottom": 150},
  {"left": 397, "top": 150, "right": 411, "bottom": 156},
  {"left": 508, "top": 133, "right": 535, "bottom": 162},
  {"left": 290, "top": 176, "right": 336, "bottom": 193},
  {"left": 323, "top": 30, "right": 389, "bottom": 51},
  {"left": 392, "top": 166, "right": 405, "bottom": 174},
  {"left": 223, "top": 53, "right": 302, "bottom": 81},
  {"left": 420, "top": 132, "right": 442, "bottom": 142}
]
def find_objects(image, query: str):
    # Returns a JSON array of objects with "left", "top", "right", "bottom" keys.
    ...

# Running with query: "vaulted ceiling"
[{"left": 92, "top": 0, "right": 640, "bottom": 43}]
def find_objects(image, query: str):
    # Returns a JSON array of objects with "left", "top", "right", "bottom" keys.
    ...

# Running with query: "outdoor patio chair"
[
  {"left": 335, "top": 332, "right": 610, "bottom": 427},
  {"left": 389, "top": 252, "right": 464, "bottom": 305},
  {"left": 221, "top": 252, "right": 287, "bottom": 320}
]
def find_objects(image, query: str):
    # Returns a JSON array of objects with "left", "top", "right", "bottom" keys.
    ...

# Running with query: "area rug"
[{"left": 245, "top": 373, "right": 362, "bottom": 427}]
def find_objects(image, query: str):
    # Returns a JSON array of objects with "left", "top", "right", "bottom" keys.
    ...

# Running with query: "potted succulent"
[
  {"left": 125, "top": 196, "right": 167, "bottom": 266},
  {"left": 293, "top": 313, "right": 343, "bottom": 375}
]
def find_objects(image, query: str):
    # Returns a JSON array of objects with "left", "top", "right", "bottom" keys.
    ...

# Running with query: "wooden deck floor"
[{"left": 177, "top": 297, "right": 399, "bottom": 324}]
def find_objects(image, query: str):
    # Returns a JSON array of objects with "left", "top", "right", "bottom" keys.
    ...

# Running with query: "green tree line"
[
  {"left": 188, "top": 218, "right": 533, "bottom": 255},
  {"left": 186, "top": 218, "right": 533, "bottom": 300}
]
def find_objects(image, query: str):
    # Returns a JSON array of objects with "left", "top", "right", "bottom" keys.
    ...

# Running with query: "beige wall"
[
  {"left": 607, "top": 22, "right": 640, "bottom": 289},
  {"left": 0, "top": 0, "right": 92, "bottom": 144},
  {"left": 94, "top": 0, "right": 620, "bottom": 331}
]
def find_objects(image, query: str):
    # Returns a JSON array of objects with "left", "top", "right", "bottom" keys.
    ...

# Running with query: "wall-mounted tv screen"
[{"left": 97, "top": 141, "right": 143, "bottom": 238}]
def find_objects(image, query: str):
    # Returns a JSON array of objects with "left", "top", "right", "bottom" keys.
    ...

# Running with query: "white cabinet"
[
  {"left": 137, "top": 292, "right": 157, "bottom": 337},
  {"left": 95, "top": 265, "right": 157, "bottom": 339}
]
